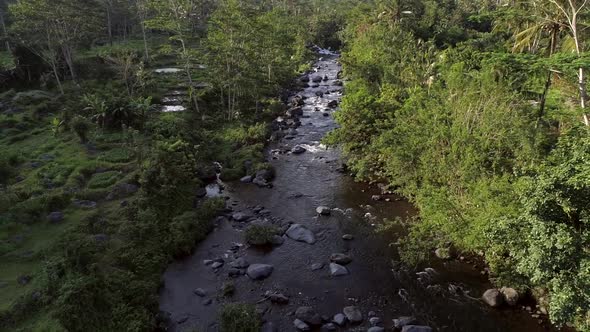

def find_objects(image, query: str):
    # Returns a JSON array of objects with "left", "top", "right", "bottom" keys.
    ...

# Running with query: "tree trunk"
[
  {"left": 0, "top": 8, "right": 10, "bottom": 53},
  {"left": 569, "top": 8, "right": 589, "bottom": 125},
  {"left": 141, "top": 22, "right": 149, "bottom": 61},
  {"left": 106, "top": 5, "right": 113, "bottom": 46},
  {"left": 50, "top": 60, "right": 64, "bottom": 94},
  {"left": 538, "top": 27, "right": 558, "bottom": 120},
  {"left": 62, "top": 46, "right": 77, "bottom": 82}
]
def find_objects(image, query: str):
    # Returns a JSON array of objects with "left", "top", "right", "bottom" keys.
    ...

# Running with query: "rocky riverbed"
[{"left": 158, "top": 50, "right": 558, "bottom": 332}]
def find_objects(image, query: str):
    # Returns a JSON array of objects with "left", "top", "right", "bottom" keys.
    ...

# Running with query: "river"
[{"left": 158, "top": 51, "right": 556, "bottom": 332}]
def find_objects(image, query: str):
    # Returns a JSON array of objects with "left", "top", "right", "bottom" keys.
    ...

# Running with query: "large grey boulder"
[
  {"left": 482, "top": 289, "right": 504, "bottom": 307},
  {"left": 229, "top": 257, "right": 249, "bottom": 269},
  {"left": 368, "top": 327, "right": 385, "bottom": 332},
  {"left": 295, "top": 306, "right": 322, "bottom": 326},
  {"left": 329, "top": 263, "right": 349, "bottom": 276},
  {"left": 393, "top": 316, "right": 417, "bottom": 329},
  {"left": 286, "top": 224, "right": 316, "bottom": 244},
  {"left": 330, "top": 253, "right": 352, "bottom": 265},
  {"left": 500, "top": 287, "right": 519, "bottom": 306},
  {"left": 316, "top": 206, "right": 331, "bottom": 215},
  {"left": 293, "top": 319, "right": 310, "bottom": 331},
  {"left": 333, "top": 313, "right": 347, "bottom": 326},
  {"left": 246, "top": 264, "right": 273, "bottom": 280},
  {"left": 292, "top": 145, "right": 307, "bottom": 154},
  {"left": 343, "top": 306, "right": 363, "bottom": 323}
]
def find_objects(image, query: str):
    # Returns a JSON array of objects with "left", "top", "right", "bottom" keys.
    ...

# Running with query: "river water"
[{"left": 159, "top": 53, "right": 556, "bottom": 332}]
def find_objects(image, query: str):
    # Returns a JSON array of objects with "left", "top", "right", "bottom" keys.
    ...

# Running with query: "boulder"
[
  {"left": 482, "top": 289, "right": 504, "bottom": 307},
  {"left": 316, "top": 206, "right": 331, "bottom": 215},
  {"left": 311, "top": 76, "right": 323, "bottom": 83},
  {"left": 286, "top": 224, "right": 316, "bottom": 244},
  {"left": 327, "top": 100, "right": 339, "bottom": 108},
  {"left": 321, "top": 323, "right": 337, "bottom": 331},
  {"left": 434, "top": 248, "right": 452, "bottom": 260},
  {"left": 295, "top": 306, "right": 322, "bottom": 326},
  {"left": 265, "top": 292, "right": 287, "bottom": 304},
  {"left": 401, "top": 326, "right": 433, "bottom": 332},
  {"left": 246, "top": 264, "right": 273, "bottom": 280},
  {"left": 240, "top": 175, "right": 253, "bottom": 183},
  {"left": 368, "top": 328, "right": 385, "bottom": 332},
  {"left": 232, "top": 212, "right": 251, "bottom": 222},
  {"left": 48, "top": 211, "right": 64, "bottom": 224},
  {"left": 343, "top": 306, "right": 363, "bottom": 323},
  {"left": 330, "top": 253, "right": 352, "bottom": 265},
  {"left": 300, "top": 76, "right": 310, "bottom": 83},
  {"left": 256, "top": 168, "right": 275, "bottom": 181},
  {"left": 286, "top": 107, "right": 303, "bottom": 117},
  {"left": 393, "top": 316, "right": 417, "bottom": 329},
  {"left": 294, "top": 319, "right": 311, "bottom": 331},
  {"left": 292, "top": 145, "right": 307, "bottom": 154},
  {"left": 369, "top": 317, "right": 382, "bottom": 326},
  {"left": 500, "top": 287, "right": 519, "bottom": 306},
  {"left": 330, "top": 263, "right": 349, "bottom": 276},
  {"left": 195, "top": 187, "right": 207, "bottom": 198},
  {"left": 229, "top": 257, "right": 250, "bottom": 269},
  {"left": 333, "top": 313, "right": 347, "bottom": 326},
  {"left": 193, "top": 288, "right": 206, "bottom": 297}
]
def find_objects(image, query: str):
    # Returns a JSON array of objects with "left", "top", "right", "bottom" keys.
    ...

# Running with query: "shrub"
[
  {"left": 244, "top": 224, "right": 278, "bottom": 246},
  {"left": 70, "top": 116, "right": 91, "bottom": 143},
  {"left": 87, "top": 171, "right": 121, "bottom": 189},
  {"left": 219, "top": 303, "right": 260, "bottom": 332}
]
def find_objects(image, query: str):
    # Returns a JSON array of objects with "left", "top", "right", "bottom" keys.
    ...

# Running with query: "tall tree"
[
  {"left": 146, "top": 0, "right": 201, "bottom": 111},
  {"left": 10, "top": 0, "right": 102, "bottom": 87}
]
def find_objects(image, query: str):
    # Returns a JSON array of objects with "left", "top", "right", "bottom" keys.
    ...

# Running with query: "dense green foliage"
[
  {"left": 0, "top": 0, "right": 343, "bottom": 330},
  {"left": 328, "top": 0, "right": 590, "bottom": 330}
]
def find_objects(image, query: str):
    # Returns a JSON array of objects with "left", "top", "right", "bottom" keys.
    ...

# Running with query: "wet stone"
[
  {"left": 193, "top": 288, "right": 206, "bottom": 297},
  {"left": 368, "top": 327, "right": 385, "bottom": 332},
  {"left": 321, "top": 323, "right": 337, "bottom": 331},
  {"left": 342, "top": 234, "right": 354, "bottom": 240},
  {"left": 333, "top": 313, "right": 347, "bottom": 326},
  {"left": 330, "top": 263, "right": 349, "bottom": 277},
  {"left": 393, "top": 317, "right": 418, "bottom": 329},
  {"left": 202, "top": 298, "right": 212, "bottom": 306},
  {"left": 292, "top": 145, "right": 307, "bottom": 154},
  {"left": 246, "top": 264, "right": 273, "bottom": 280},
  {"left": 294, "top": 319, "right": 311, "bottom": 331},
  {"left": 330, "top": 253, "right": 352, "bottom": 265},
  {"left": 229, "top": 257, "right": 249, "bottom": 269},
  {"left": 286, "top": 224, "right": 316, "bottom": 244},
  {"left": 211, "top": 261, "right": 223, "bottom": 269},
  {"left": 316, "top": 206, "right": 331, "bottom": 215},
  {"left": 269, "top": 293, "right": 289, "bottom": 304},
  {"left": 369, "top": 317, "right": 382, "bottom": 326},
  {"left": 295, "top": 306, "right": 322, "bottom": 326},
  {"left": 343, "top": 306, "right": 363, "bottom": 323}
]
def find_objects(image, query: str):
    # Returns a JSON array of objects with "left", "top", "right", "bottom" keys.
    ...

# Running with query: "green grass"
[
  {"left": 0, "top": 98, "right": 140, "bottom": 323},
  {"left": 0, "top": 51, "right": 15, "bottom": 70}
]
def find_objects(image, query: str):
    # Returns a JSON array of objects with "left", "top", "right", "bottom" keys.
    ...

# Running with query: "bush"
[
  {"left": 244, "top": 224, "right": 278, "bottom": 246},
  {"left": 87, "top": 171, "right": 121, "bottom": 189},
  {"left": 70, "top": 116, "right": 91, "bottom": 143},
  {"left": 219, "top": 303, "right": 260, "bottom": 332}
]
